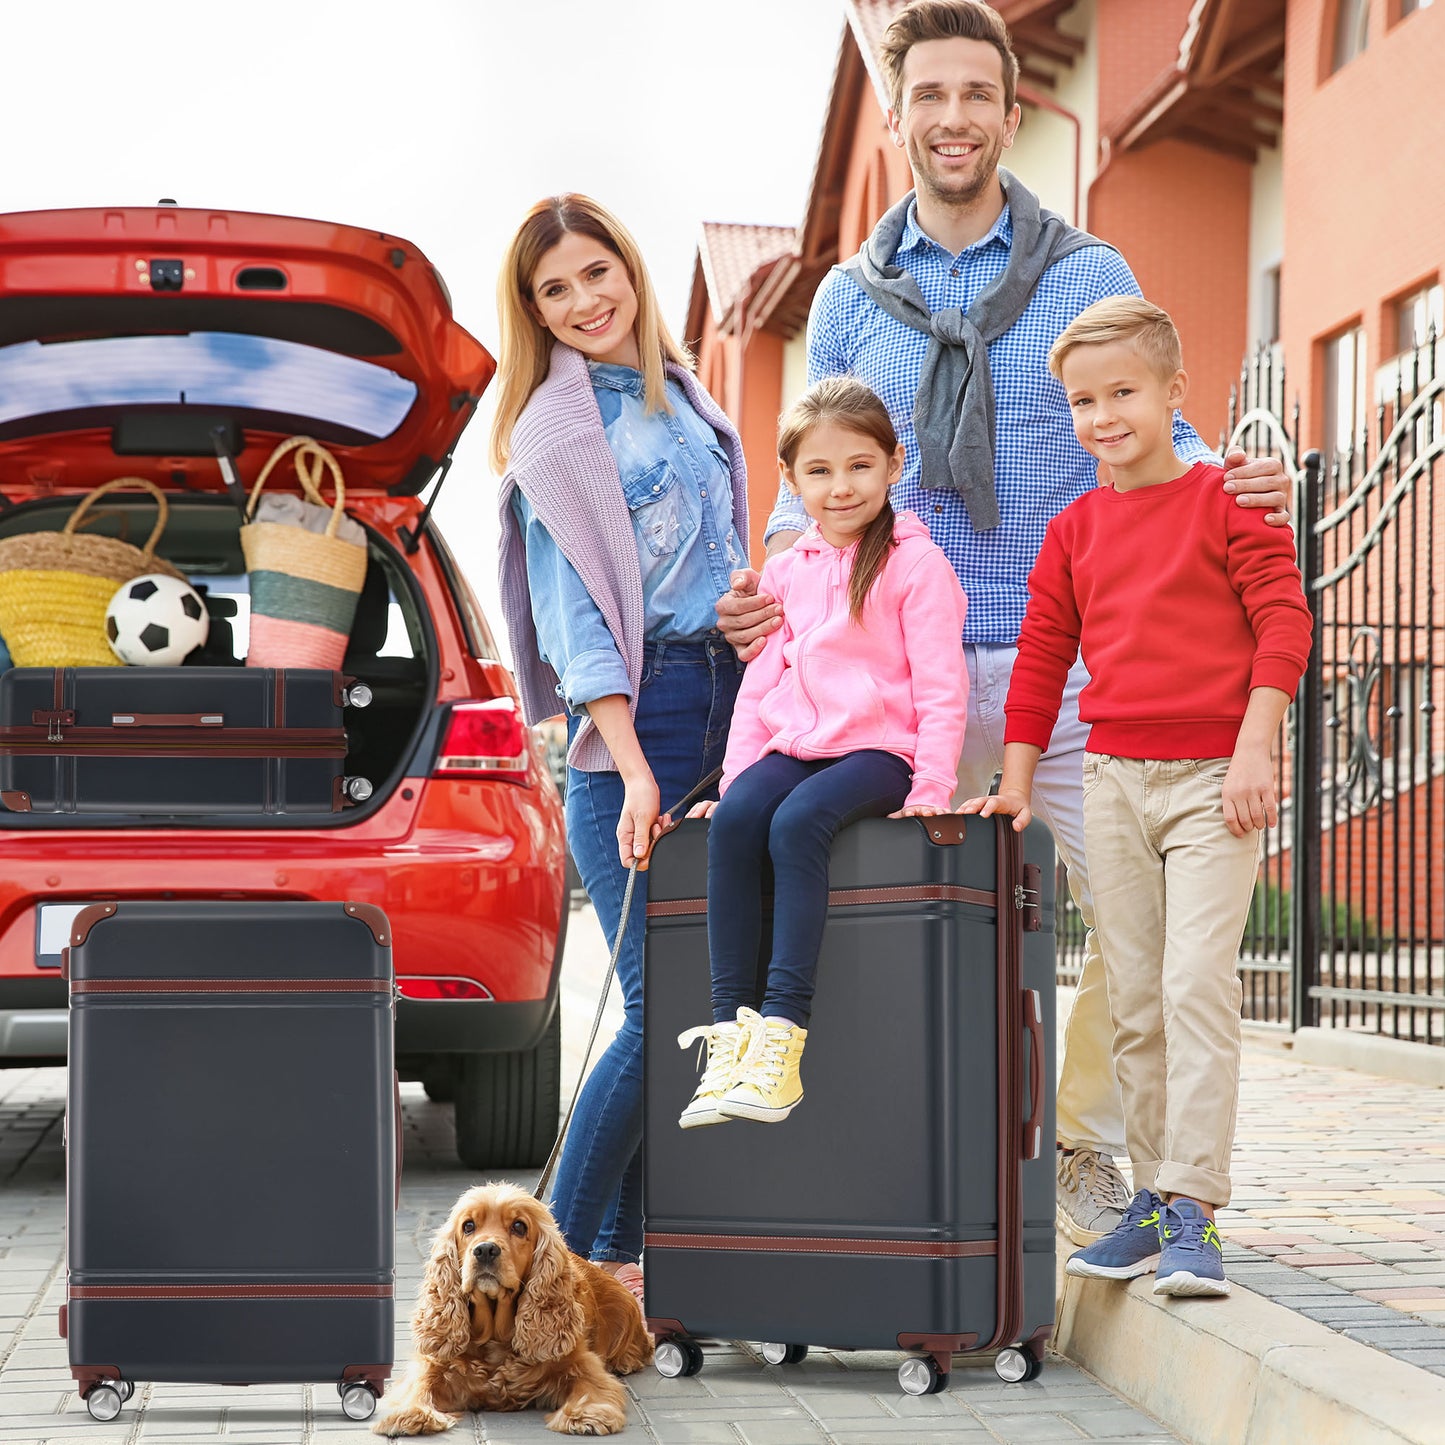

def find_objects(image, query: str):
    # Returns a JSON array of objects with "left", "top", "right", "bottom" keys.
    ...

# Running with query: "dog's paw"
[
  {"left": 545, "top": 1399, "right": 628, "bottom": 1435},
  {"left": 371, "top": 1404, "right": 460, "bottom": 1437}
]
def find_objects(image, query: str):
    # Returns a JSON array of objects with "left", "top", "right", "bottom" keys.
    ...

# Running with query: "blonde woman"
[{"left": 495, "top": 195, "right": 747, "bottom": 1303}]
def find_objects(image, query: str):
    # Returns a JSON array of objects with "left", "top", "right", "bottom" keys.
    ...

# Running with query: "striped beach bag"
[{"left": 239, "top": 438, "right": 367, "bottom": 669}]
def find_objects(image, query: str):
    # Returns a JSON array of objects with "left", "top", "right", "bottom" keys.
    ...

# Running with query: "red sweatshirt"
[{"left": 1005, "top": 462, "right": 1312, "bottom": 759}]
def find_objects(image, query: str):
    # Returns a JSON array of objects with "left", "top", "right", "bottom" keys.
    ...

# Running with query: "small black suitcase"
[
  {"left": 0, "top": 667, "right": 365, "bottom": 817},
  {"left": 61, "top": 900, "right": 397, "bottom": 1423},
  {"left": 641, "top": 813, "right": 1055, "bottom": 1394}
]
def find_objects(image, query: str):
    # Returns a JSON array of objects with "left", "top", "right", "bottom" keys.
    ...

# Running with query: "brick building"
[{"left": 686, "top": 0, "right": 1442, "bottom": 566}]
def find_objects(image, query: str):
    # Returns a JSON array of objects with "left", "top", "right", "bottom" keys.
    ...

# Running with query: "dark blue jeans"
[
  {"left": 551, "top": 636, "right": 740, "bottom": 1263},
  {"left": 707, "top": 749, "right": 913, "bottom": 1028}
]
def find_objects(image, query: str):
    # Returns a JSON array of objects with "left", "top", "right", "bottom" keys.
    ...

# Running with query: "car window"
[
  {"left": 428, "top": 530, "right": 500, "bottom": 661},
  {"left": 0, "top": 332, "right": 417, "bottom": 439}
]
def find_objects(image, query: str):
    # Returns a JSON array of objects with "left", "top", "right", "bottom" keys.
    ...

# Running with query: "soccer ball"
[{"left": 105, "top": 574, "right": 210, "bottom": 667}]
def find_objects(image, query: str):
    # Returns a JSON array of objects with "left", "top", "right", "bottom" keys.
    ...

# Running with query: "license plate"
[{"left": 35, "top": 903, "right": 97, "bottom": 970}]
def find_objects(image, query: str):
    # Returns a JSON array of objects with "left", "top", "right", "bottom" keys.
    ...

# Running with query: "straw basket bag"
[
  {"left": 0, "top": 477, "right": 186, "bottom": 668},
  {"left": 239, "top": 436, "right": 367, "bottom": 669}
]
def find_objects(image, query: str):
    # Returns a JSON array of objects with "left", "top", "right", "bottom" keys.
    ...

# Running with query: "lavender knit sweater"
[{"left": 497, "top": 342, "right": 749, "bottom": 771}]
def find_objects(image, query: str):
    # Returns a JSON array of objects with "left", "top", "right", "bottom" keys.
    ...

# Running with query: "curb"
[{"left": 1052, "top": 1235, "right": 1445, "bottom": 1445}]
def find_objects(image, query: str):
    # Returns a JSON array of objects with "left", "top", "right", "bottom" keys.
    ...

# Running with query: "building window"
[
  {"left": 1331, "top": 0, "right": 1370, "bottom": 70},
  {"left": 1261, "top": 265, "right": 1282, "bottom": 346},
  {"left": 1321, "top": 324, "right": 1367, "bottom": 463},
  {"left": 1395, "top": 282, "right": 1442, "bottom": 354}
]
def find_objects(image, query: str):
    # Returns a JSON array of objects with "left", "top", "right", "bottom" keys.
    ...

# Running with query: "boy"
[{"left": 962, "top": 296, "right": 1312, "bottom": 1296}]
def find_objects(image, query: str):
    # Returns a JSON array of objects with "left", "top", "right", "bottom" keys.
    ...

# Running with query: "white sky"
[{"left": 1, "top": 0, "right": 844, "bottom": 665}]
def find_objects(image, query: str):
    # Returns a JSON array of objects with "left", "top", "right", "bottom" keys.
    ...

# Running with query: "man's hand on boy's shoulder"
[
  {"left": 1221, "top": 446, "right": 1291, "bottom": 527},
  {"left": 1222, "top": 747, "right": 1278, "bottom": 837}
]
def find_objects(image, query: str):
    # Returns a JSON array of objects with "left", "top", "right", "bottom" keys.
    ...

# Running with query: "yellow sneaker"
[
  {"left": 718, "top": 1012, "right": 806, "bottom": 1122},
  {"left": 677, "top": 1016, "right": 747, "bottom": 1129}
]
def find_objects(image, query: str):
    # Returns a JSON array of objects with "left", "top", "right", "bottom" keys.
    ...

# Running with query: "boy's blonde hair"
[
  {"left": 1048, "top": 296, "right": 1184, "bottom": 382},
  {"left": 879, "top": 1, "right": 1019, "bottom": 114}
]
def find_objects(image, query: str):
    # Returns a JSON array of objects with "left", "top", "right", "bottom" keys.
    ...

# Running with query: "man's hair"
[
  {"left": 1048, "top": 296, "right": 1185, "bottom": 382},
  {"left": 879, "top": 0, "right": 1020, "bottom": 114}
]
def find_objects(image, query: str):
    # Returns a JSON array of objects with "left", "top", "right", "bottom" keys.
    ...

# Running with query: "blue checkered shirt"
[{"left": 765, "top": 199, "right": 1218, "bottom": 644}]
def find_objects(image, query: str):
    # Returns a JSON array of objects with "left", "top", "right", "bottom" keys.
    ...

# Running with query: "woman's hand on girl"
[
  {"left": 686, "top": 800, "right": 718, "bottom": 820},
  {"left": 616, "top": 772, "right": 662, "bottom": 870}
]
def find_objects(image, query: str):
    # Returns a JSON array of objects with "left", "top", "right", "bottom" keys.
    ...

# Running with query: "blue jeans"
[
  {"left": 707, "top": 749, "right": 913, "bottom": 1029},
  {"left": 551, "top": 635, "right": 741, "bottom": 1263}
]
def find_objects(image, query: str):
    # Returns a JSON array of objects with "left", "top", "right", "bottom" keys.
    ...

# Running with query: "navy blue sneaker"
[
  {"left": 1064, "top": 1188, "right": 1162, "bottom": 1280},
  {"left": 1154, "top": 1198, "right": 1230, "bottom": 1297}
]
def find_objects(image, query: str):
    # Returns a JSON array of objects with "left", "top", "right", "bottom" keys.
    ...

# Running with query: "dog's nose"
[{"left": 472, "top": 1241, "right": 501, "bottom": 1265}]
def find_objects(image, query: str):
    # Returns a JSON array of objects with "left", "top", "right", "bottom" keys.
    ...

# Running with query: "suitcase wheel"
[
  {"left": 898, "top": 1356, "right": 948, "bottom": 1395},
  {"left": 85, "top": 1383, "right": 127, "bottom": 1421},
  {"left": 759, "top": 1342, "right": 809, "bottom": 1366},
  {"left": 654, "top": 1337, "right": 705, "bottom": 1379},
  {"left": 994, "top": 1344, "right": 1044, "bottom": 1384},
  {"left": 340, "top": 1382, "right": 379, "bottom": 1421}
]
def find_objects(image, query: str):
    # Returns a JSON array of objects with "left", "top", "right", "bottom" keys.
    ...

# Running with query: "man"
[{"left": 716, "top": 0, "right": 1290, "bottom": 1244}]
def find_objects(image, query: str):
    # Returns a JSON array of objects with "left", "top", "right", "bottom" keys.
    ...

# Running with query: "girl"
[
  {"left": 494, "top": 195, "right": 747, "bottom": 1301},
  {"left": 679, "top": 377, "right": 969, "bottom": 1127}
]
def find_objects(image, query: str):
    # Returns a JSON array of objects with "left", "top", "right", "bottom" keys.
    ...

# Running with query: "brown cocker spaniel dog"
[{"left": 373, "top": 1183, "right": 653, "bottom": 1437}]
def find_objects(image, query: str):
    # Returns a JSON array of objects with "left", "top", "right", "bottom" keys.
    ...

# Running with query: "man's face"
[{"left": 888, "top": 37, "right": 1021, "bottom": 211}]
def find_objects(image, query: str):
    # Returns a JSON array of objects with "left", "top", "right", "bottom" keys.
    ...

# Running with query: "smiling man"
[{"left": 715, "top": 0, "right": 1292, "bottom": 1246}]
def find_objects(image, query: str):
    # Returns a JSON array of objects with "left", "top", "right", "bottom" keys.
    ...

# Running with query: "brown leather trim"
[
  {"left": 72, "top": 1365, "right": 122, "bottom": 1391},
  {"left": 648, "top": 883, "right": 997, "bottom": 919},
  {"left": 70, "top": 978, "right": 392, "bottom": 995},
  {"left": 30, "top": 708, "right": 75, "bottom": 727},
  {"left": 645, "top": 1316, "right": 688, "bottom": 1342},
  {"left": 1026, "top": 1323, "right": 1054, "bottom": 1351},
  {"left": 984, "top": 816, "right": 1025, "bottom": 1353},
  {"left": 917, "top": 815, "right": 968, "bottom": 846},
  {"left": 345, "top": 902, "right": 392, "bottom": 947},
  {"left": 70, "top": 903, "right": 118, "bottom": 947},
  {"left": 342, "top": 1363, "right": 392, "bottom": 1388},
  {"left": 897, "top": 1331, "right": 980, "bottom": 1357},
  {"left": 0, "top": 725, "right": 345, "bottom": 757},
  {"left": 643, "top": 1232, "right": 996, "bottom": 1258},
  {"left": 1, "top": 790, "right": 31, "bottom": 812},
  {"left": 110, "top": 712, "right": 224, "bottom": 727},
  {"left": 57, "top": 1303, "right": 67, "bottom": 1338},
  {"left": 70, "top": 1284, "right": 392, "bottom": 1300},
  {"left": 334, "top": 673, "right": 355, "bottom": 708}
]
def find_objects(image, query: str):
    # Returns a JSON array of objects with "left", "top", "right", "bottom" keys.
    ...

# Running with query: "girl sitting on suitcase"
[{"left": 678, "top": 377, "right": 969, "bottom": 1126}]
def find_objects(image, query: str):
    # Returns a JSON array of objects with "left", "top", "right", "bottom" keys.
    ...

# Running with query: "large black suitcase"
[
  {"left": 641, "top": 813, "right": 1055, "bottom": 1393},
  {"left": 60, "top": 900, "right": 397, "bottom": 1423},
  {"left": 0, "top": 667, "right": 365, "bottom": 816}
]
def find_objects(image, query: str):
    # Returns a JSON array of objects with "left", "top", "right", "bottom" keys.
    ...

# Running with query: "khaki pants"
[
  {"left": 1082, "top": 753, "right": 1261, "bottom": 1207},
  {"left": 954, "top": 645, "right": 1126, "bottom": 1156}
]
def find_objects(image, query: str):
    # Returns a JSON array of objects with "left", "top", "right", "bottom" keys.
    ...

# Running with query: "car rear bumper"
[{"left": 396, "top": 995, "right": 557, "bottom": 1055}]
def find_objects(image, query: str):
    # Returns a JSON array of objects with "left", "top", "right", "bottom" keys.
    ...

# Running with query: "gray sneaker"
[{"left": 1056, "top": 1147, "right": 1131, "bottom": 1245}]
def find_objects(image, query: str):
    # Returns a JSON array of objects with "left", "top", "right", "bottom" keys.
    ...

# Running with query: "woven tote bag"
[
  {"left": 239, "top": 437, "right": 367, "bottom": 669},
  {"left": 0, "top": 477, "right": 186, "bottom": 668}
]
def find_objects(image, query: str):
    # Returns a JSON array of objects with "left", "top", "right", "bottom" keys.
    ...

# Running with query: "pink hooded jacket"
[{"left": 720, "top": 511, "right": 970, "bottom": 811}]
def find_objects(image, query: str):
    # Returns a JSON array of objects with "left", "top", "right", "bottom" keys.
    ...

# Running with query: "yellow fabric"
[{"left": 0, "top": 570, "right": 122, "bottom": 667}]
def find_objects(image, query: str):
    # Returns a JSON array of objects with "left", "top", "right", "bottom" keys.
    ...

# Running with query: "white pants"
[{"left": 953, "top": 644, "right": 1127, "bottom": 1156}]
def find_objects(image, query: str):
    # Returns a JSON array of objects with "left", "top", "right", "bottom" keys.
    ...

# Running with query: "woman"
[{"left": 494, "top": 195, "right": 747, "bottom": 1301}]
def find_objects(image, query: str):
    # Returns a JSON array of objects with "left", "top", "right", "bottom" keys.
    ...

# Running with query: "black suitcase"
[
  {"left": 641, "top": 813, "right": 1055, "bottom": 1394},
  {"left": 0, "top": 667, "right": 366, "bottom": 816},
  {"left": 60, "top": 900, "right": 398, "bottom": 1424}
]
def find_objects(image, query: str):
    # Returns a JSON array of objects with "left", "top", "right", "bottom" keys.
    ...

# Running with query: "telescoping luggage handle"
[{"left": 533, "top": 766, "right": 725, "bottom": 1202}]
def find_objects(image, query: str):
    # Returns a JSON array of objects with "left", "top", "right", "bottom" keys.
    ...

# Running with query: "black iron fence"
[{"left": 1057, "top": 336, "right": 1445, "bottom": 1044}]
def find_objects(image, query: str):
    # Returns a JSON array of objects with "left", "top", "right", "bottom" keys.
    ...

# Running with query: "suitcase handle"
[
  {"left": 111, "top": 713, "right": 224, "bottom": 727},
  {"left": 1021, "top": 987, "right": 1044, "bottom": 1161}
]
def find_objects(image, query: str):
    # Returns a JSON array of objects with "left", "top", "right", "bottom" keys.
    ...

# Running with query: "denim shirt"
[{"left": 510, "top": 361, "right": 744, "bottom": 714}]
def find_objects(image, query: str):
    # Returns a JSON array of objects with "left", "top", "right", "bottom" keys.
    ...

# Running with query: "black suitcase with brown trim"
[
  {"left": 60, "top": 900, "right": 397, "bottom": 1423},
  {"left": 0, "top": 667, "right": 364, "bottom": 817},
  {"left": 641, "top": 813, "right": 1055, "bottom": 1393}
]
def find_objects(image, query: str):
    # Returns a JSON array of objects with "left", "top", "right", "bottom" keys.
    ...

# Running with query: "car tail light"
[
  {"left": 396, "top": 977, "right": 494, "bottom": 1001},
  {"left": 434, "top": 699, "right": 530, "bottom": 782}
]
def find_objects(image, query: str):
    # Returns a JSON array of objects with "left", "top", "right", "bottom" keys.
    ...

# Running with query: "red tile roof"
[{"left": 696, "top": 222, "right": 796, "bottom": 326}]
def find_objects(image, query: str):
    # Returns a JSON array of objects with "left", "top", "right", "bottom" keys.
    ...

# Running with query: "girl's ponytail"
[{"left": 849, "top": 498, "right": 896, "bottom": 622}]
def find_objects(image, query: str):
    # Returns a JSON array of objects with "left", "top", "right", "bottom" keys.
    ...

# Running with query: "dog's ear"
[
  {"left": 511, "top": 1204, "right": 585, "bottom": 1362},
  {"left": 413, "top": 1216, "right": 473, "bottom": 1361}
]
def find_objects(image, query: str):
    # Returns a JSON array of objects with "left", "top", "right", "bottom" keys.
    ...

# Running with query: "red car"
[{"left": 0, "top": 205, "right": 567, "bottom": 1167}]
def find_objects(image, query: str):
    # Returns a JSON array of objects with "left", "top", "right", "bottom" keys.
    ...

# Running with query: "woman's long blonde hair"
[{"left": 490, "top": 194, "right": 692, "bottom": 474}]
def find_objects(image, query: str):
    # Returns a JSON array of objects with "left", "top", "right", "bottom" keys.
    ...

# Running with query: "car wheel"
[
  {"left": 421, "top": 1058, "right": 456, "bottom": 1103},
  {"left": 453, "top": 1007, "right": 561, "bottom": 1169}
]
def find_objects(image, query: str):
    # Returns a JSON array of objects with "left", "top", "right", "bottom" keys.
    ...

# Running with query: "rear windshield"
[{"left": 0, "top": 332, "right": 418, "bottom": 439}]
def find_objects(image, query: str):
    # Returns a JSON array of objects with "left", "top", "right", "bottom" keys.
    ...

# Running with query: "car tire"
[
  {"left": 453, "top": 1006, "right": 561, "bottom": 1169},
  {"left": 421, "top": 1058, "right": 456, "bottom": 1103}
]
